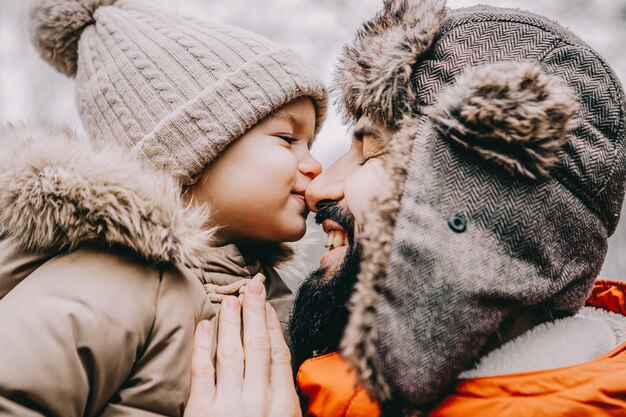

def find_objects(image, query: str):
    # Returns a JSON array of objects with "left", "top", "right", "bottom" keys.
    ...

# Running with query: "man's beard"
[
  {"left": 288, "top": 246, "right": 362, "bottom": 367},
  {"left": 288, "top": 201, "right": 360, "bottom": 367}
]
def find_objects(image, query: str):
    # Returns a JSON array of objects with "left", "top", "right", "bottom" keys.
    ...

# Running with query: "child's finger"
[
  {"left": 216, "top": 296, "right": 244, "bottom": 396},
  {"left": 184, "top": 320, "right": 215, "bottom": 417}
]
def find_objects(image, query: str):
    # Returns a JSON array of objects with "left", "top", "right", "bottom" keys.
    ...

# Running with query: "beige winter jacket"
[{"left": 0, "top": 125, "right": 295, "bottom": 417}]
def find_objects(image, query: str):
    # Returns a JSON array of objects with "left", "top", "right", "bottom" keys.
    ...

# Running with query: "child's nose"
[{"left": 299, "top": 153, "right": 322, "bottom": 180}]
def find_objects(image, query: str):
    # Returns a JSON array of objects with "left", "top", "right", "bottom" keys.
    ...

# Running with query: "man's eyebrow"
[{"left": 353, "top": 124, "right": 382, "bottom": 141}]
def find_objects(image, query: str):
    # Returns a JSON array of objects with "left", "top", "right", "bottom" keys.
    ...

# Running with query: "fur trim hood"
[{"left": 0, "top": 124, "right": 214, "bottom": 269}]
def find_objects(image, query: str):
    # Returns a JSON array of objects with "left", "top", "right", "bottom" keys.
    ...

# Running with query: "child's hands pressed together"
[{"left": 184, "top": 281, "right": 301, "bottom": 417}]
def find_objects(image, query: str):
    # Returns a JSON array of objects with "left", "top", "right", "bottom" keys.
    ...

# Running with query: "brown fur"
[
  {"left": 0, "top": 124, "right": 215, "bottom": 270},
  {"left": 427, "top": 62, "right": 580, "bottom": 179},
  {"left": 29, "top": 0, "right": 117, "bottom": 77},
  {"left": 334, "top": 0, "right": 446, "bottom": 127},
  {"left": 340, "top": 115, "right": 418, "bottom": 401}
]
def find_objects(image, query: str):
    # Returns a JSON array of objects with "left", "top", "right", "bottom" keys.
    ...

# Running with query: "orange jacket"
[{"left": 297, "top": 280, "right": 626, "bottom": 417}]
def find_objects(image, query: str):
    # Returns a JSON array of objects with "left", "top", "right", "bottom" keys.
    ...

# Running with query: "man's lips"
[
  {"left": 321, "top": 219, "right": 344, "bottom": 234},
  {"left": 319, "top": 219, "right": 348, "bottom": 267},
  {"left": 320, "top": 245, "right": 348, "bottom": 268}
]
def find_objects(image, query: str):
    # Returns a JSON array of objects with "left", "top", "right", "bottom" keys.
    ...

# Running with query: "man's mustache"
[{"left": 314, "top": 200, "right": 356, "bottom": 245}]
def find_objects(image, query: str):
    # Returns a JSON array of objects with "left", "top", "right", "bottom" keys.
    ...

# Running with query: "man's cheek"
[{"left": 344, "top": 160, "right": 389, "bottom": 225}]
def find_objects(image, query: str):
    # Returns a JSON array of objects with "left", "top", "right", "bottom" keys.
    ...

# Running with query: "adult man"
[
  {"left": 288, "top": 0, "right": 626, "bottom": 415},
  {"left": 184, "top": 0, "right": 626, "bottom": 415}
]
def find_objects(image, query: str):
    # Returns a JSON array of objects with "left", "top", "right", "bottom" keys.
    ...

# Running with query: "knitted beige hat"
[{"left": 29, "top": 0, "right": 327, "bottom": 180}]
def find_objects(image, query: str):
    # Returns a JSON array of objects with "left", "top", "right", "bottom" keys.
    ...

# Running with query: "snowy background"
[{"left": 1, "top": 0, "right": 625, "bottom": 279}]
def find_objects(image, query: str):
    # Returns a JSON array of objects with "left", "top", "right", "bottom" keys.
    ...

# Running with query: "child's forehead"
[
  {"left": 266, "top": 106, "right": 316, "bottom": 135},
  {"left": 269, "top": 110, "right": 303, "bottom": 129}
]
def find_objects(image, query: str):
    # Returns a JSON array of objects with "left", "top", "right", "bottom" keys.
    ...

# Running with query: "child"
[{"left": 0, "top": 0, "right": 326, "bottom": 416}]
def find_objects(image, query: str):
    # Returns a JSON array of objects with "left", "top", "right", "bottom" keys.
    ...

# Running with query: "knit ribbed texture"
[{"left": 73, "top": 0, "right": 326, "bottom": 179}]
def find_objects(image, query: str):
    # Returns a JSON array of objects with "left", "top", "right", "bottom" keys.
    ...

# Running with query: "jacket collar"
[{"left": 0, "top": 124, "right": 214, "bottom": 270}]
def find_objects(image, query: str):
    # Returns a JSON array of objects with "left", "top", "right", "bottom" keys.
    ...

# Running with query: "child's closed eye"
[{"left": 277, "top": 135, "right": 298, "bottom": 145}]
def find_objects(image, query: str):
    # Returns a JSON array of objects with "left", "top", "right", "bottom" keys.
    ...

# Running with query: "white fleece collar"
[{"left": 460, "top": 306, "right": 626, "bottom": 379}]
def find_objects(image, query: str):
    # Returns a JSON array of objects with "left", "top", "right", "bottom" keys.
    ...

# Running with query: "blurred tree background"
[{"left": 1, "top": 0, "right": 625, "bottom": 279}]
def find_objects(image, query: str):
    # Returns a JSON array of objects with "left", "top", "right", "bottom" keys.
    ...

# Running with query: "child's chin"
[{"left": 278, "top": 221, "right": 307, "bottom": 242}]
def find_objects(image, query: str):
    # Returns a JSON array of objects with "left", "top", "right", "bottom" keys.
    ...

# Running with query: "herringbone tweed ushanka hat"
[{"left": 335, "top": 0, "right": 626, "bottom": 410}]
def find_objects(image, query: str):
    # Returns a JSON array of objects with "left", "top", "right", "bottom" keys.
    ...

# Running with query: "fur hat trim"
[
  {"left": 335, "top": 0, "right": 447, "bottom": 127},
  {"left": 340, "top": 115, "right": 418, "bottom": 401}
]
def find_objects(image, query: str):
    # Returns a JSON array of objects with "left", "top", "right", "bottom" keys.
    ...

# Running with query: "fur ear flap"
[
  {"left": 335, "top": 0, "right": 446, "bottom": 127},
  {"left": 427, "top": 61, "right": 580, "bottom": 179}
]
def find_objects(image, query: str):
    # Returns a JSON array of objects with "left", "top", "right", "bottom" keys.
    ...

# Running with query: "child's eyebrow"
[{"left": 270, "top": 110, "right": 304, "bottom": 132}]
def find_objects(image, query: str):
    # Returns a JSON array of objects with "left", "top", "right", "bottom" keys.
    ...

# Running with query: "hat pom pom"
[
  {"left": 428, "top": 61, "right": 580, "bottom": 180},
  {"left": 29, "top": 0, "right": 117, "bottom": 77}
]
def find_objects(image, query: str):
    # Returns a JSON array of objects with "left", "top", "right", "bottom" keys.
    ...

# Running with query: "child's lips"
[
  {"left": 291, "top": 193, "right": 309, "bottom": 216},
  {"left": 292, "top": 193, "right": 306, "bottom": 205}
]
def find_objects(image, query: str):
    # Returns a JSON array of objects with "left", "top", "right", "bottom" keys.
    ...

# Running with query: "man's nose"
[{"left": 305, "top": 165, "right": 345, "bottom": 212}]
